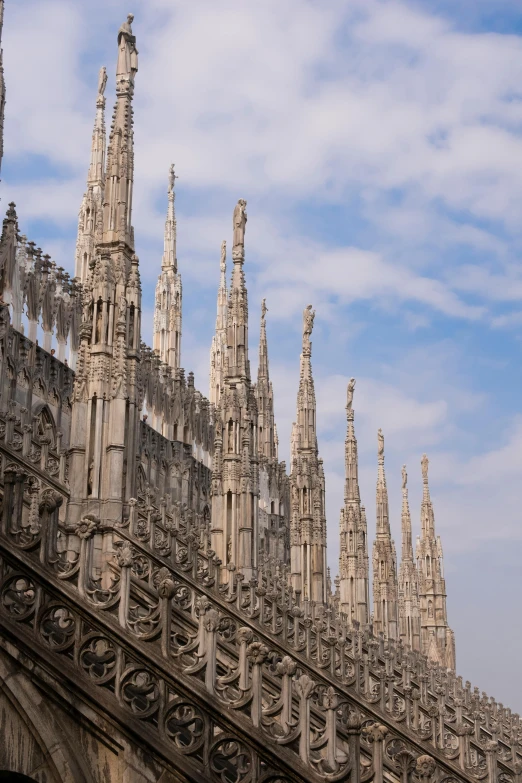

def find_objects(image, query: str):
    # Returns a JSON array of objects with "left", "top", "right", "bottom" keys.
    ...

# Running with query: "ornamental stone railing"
[
  {"left": 0, "top": 203, "right": 83, "bottom": 364},
  {"left": 1, "top": 452, "right": 521, "bottom": 783}
]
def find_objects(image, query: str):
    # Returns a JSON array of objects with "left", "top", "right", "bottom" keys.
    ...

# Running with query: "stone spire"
[
  {"left": 210, "top": 200, "right": 259, "bottom": 583},
  {"left": 416, "top": 455, "right": 455, "bottom": 669},
  {"left": 153, "top": 164, "right": 182, "bottom": 370},
  {"left": 290, "top": 305, "right": 327, "bottom": 604},
  {"left": 372, "top": 429, "right": 399, "bottom": 640},
  {"left": 254, "top": 299, "right": 288, "bottom": 565},
  {"left": 209, "top": 240, "right": 228, "bottom": 407},
  {"left": 0, "top": 0, "right": 6, "bottom": 178},
  {"left": 397, "top": 465, "right": 421, "bottom": 651},
  {"left": 227, "top": 199, "right": 250, "bottom": 383},
  {"left": 162, "top": 163, "right": 177, "bottom": 272},
  {"left": 256, "top": 299, "right": 276, "bottom": 462},
  {"left": 75, "top": 66, "right": 107, "bottom": 283},
  {"left": 102, "top": 14, "right": 138, "bottom": 245},
  {"left": 0, "top": 202, "right": 20, "bottom": 324},
  {"left": 339, "top": 379, "right": 370, "bottom": 625},
  {"left": 67, "top": 14, "right": 141, "bottom": 527}
]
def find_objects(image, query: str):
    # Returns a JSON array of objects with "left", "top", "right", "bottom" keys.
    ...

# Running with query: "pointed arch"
[
  {"left": 0, "top": 651, "right": 93, "bottom": 782},
  {"left": 31, "top": 402, "right": 57, "bottom": 448}
]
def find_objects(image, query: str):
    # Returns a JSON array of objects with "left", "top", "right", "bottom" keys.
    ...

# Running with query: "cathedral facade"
[{"left": 0, "top": 7, "right": 519, "bottom": 783}]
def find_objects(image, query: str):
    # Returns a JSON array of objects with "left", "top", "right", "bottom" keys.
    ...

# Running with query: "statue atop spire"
[
  {"left": 168, "top": 163, "right": 178, "bottom": 194},
  {"left": 261, "top": 297, "right": 268, "bottom": 324},
  {"left": 220, "top": 240, "right": 226, "bottom": 274},
  {"left": 97, "top": 66, "right": 107, "bottom": 98},
  {"left": 302, "top": 304, "right": 315, "bottom": 349},
  {"left": 232, "top": 199, "right": 247, "bottom": 248},
  {"left": 377, "top": 428, "right": 384, "bottom": 460},
  {"left": 346, "top": 377, "right": 355, "bottom": 414},
  {"left": 421, "top": 452, "right": 429, "bottom": 484},
  {"left": 117, "top": 13, "right": 139, "bottom": 82}
]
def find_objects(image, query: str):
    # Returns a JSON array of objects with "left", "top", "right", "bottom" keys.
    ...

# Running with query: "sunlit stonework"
[{"left": 0, "top": 6, "right": 516, "bottom": 782}]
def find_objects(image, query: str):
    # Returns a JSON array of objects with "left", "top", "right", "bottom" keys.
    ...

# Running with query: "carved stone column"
[
  {"left": 247, "top": 641, "right": 268, "bottom": 728},
  {"left": 364, "top": 723, "right": 388, "bottom": 783},
  {"left": 294, "top": 673, "right": 315, "bottom": 764},
  {"left": 116, "top": 540, "right": 132, "bottom": 628}
]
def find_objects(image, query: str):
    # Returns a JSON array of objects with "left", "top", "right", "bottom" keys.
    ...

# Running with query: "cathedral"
[{"left": 0, "top": 7, "right": 519, "bottom": 783}]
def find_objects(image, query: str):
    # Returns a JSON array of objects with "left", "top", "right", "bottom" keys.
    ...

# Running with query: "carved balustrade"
[
  {"left": 0, "top": 207, "right": 82, "bottom": 362},
  {"left": 2, "top": 465, "right": 521, "bottom": 783},
  {"left": 139, "top": 344, "right": 214, "bottom": 459},
  {"left": 0, "top": 407, "right": 69, "bottom": 489}
]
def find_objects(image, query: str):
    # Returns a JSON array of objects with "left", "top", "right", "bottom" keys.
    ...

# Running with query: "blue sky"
[{"left": 2, "top": 0, "right": 522, "bottom": 708}]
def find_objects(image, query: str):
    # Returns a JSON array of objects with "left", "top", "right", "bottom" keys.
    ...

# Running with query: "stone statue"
[
  {"left": 303, "top": 304, "right": 315, "bottom": 340},
  {"left": 291, "top": 484, "right": 298, "bottom": 508},
  {"left": 220, "top": 240, "right": 226, "bottom": 273},
  {"left": 232, "top": 199, "right": 247, "bottom": 247},
  {"left": 95, "top": 307, "right": 103, "bottom": 343},
  {"left": 118, "top": 296, "right": 127, "bottom": 325},
  {"left": 97, "top": 66, "right": 107, "bottom": 97},
  {"left": 117, "top": 14, "right": 139, "bottom": 80},
  {"left": 261, "top": 298, "right": 268, "bottom": 323},
  {"left": 168, "top": 163, "right": 177, "bottom": 193},
  {"left": 377, "top": 428, "right": 384, "bottom": 458},
  {"left": 346, "top": 378, "right": 356, "bottom": 411},
  {"left": 421, "top": 453, "right": 429, "bottom": 481},
  {"left": 402, "top": 465, "right": 407, "bottom": 490},
  {"left": 87, "top": 460, "right": 94, "bottom": 496}
]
